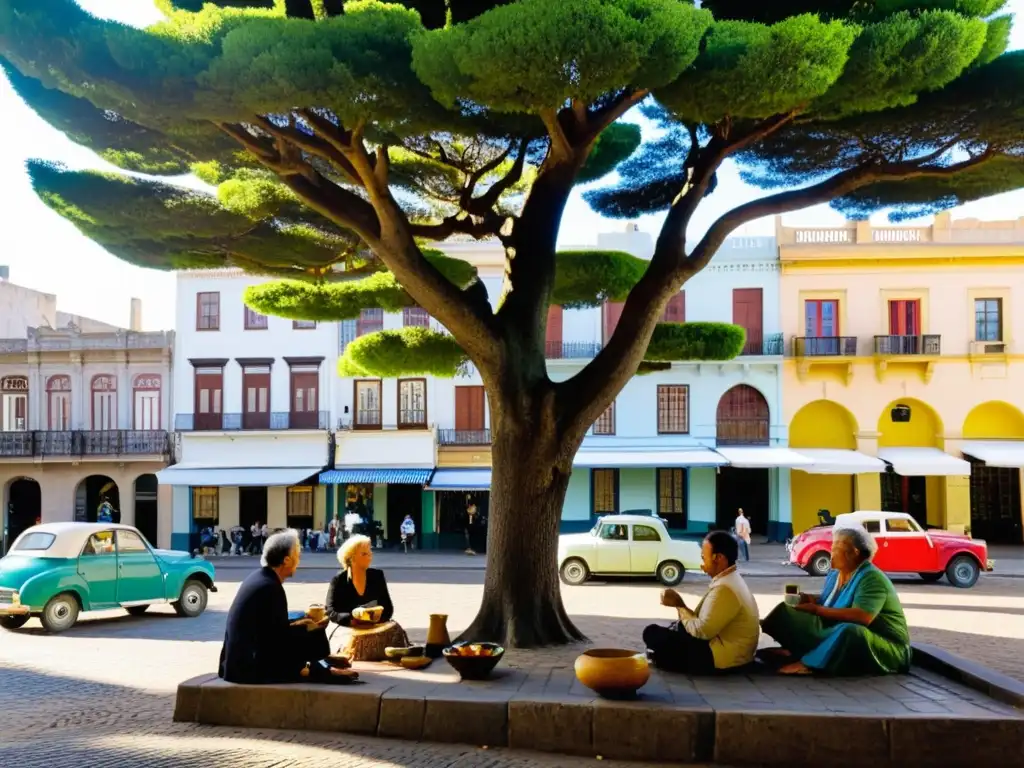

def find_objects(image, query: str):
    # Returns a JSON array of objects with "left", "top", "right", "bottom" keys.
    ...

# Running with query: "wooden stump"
[{"left": 338, "top": 621, "right": 410, "bottom": 662}]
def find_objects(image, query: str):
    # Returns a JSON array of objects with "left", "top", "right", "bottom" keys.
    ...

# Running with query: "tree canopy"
[{"left": 3, "top": 0, "right": 1022, "bottom": 647}]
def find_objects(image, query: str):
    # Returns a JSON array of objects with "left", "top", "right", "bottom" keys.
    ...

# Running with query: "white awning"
[
  {"left": 425, "top": 468, "right": 491, "bottom": 491},
  {"left": 573, "top": 447, "right": 727, "bottom": 468},
  {"left": 155, "top": 464, "right": 322, "bottom": 487},
  {"left": 714, "top": 446, "right": 815, "bottom": 469},
  {"left": 791, "top": 449, "right": 886, "bottom": 475},
  {"left": 877, "top": 448, "right": 971, "bottom": 477},
  {"left": 961, "top": 441, "right": 1024, "bottom": 469}
]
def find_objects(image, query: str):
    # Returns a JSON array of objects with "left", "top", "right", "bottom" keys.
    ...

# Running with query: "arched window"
[
  {"left": 46, "top": 375, "right": 72, "bottom": 430},
  {"left": 1, "top": 375, "right": 29, "bottom": 431},
  {"left": 91, "top": 374, "right": 117, "bottom": 431},
  {"left": 716, "top": 385, "right": 770, "bottom": 446},
  {"left": 132, "top": 374, "right": 161, "bottom": 430}
]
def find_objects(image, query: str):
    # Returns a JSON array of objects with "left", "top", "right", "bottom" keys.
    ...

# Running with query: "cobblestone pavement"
[{"left": 2, "top": 567, "right": 1022, "bottom": 766}]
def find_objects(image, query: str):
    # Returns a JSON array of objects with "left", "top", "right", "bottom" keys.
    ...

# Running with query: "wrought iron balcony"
[
  {"left": 793, "top": 336, "right": 859, "bottom": 357},
  {"left": 438, "top": 428, "right": 492, "bottom": 446},
  {"left": 0, "top": 431, "right": 33, "bottom": 458},
  {"left": 739, "top": 332, "right": 784, "bottom": 357},
  {"left": 716, "top": 418, "right": 770, "bottom": 447},
  {"left": 873, "top": 335, "right": 941, "bottom": 356},
  {"left": 0, "top": 430, "right": 170, "bottom": 458},
  {"left": 174, "top": 411, "right": 330, "bottom": 431},
  {"left": 545, "top": 341, "right": 603, "bottom": 360}
]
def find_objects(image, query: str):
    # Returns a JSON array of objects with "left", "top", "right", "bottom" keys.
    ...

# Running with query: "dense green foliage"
[
  {"left": 645, "top": 322, "right": 746, "bottom": 362},
  {"left": 338, "top": 326, "right": 468, "bottom": 377},
  {"left": 552, "top": 250, "right": 649, "bottom": 309}
]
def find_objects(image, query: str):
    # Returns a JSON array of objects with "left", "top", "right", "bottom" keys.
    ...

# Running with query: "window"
[
  {"left": 91, "top": 374, "right": 117, "bottom": 431},
  {"left": 354, "top": 379, "right": 382, "bottom": 428},
  {"left": 13, "top": 532, "right": 55, "bottom": 551},
  {"left": 47, "top": 375, "right": 72, "bottom": 431},
  {"left": 244, "top": 307, "right": 268, "bottom": 330},
  {"left": 861, "top": 520, "right": 881, "bottom": 534},
  {"left": 657, "top": 468, "right": 687, "bottom": 520},
  {"left": 289, "top": 367, "right": 319, "bottom": 429},
  {"left": 657, "top": 385, "right": 689, "bottom": 434},
  {"left": 403, "top": 307, "right": 430, "bottom": 327},
  {"left": 82, "top": 531, "right": 115, "bottom": 556},
  {"left": 192, "top": 487, "right": 219, "bottom": 522},
  {"left": 593, "top": 402, "right": 615, "bottom": 435},
  {"left": 286, "top": 486, "right": 314, "bottom": 527},
  {"left": 196, "top": 292, "right": 220, "bottom": 331},
  {"left": 398, "top": 378, "right": 427, "bottom": 428},
  {"left": 975, "top": 298, "right": 1002, "bottom": 342},
  {"left": 357, "top": 308, "right": 383, "bottom": 337},
  {"left": 132, "top": 374, "right": 161, "bottom": 430},
  {"left": 293, "top": 319, "right": 317, "bottom": 330},
  {"left": 602, "top": 301, "right": 625, "bottom": 344},
  {"left": 886, "top": 517, "right": 919, "bottom": 533},
  {"left": 243, "top": 367, "right": 270, "bottom": 430},
  {"left": 599, "top": 523, "right": 628, "bottom": 540},
  {"left": 632, "top": 524, "right": 662, "bottom": 542},
  {"left": 339, "top": 318, "right": 358, "bottom": 354},
  {"left": 661, "top": 293, "right": 685, "bottom": 323},
  {"left": 117, "top": 529, "right": 150, "bottom": 552},
  {"left": 888, "top": 299, "right": 920, "bottom": 336},
  {"left": 592, "top": 469, "right": 618, "bottom": 515},
  {"left": 194, "top": 367, "right": 223, "bottom": 431},
  {"left": 804, "top": 299, "right": 838, "bottom": 336}
]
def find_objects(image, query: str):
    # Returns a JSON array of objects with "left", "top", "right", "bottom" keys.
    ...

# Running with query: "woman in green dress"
[{"left": 761, "top": 524, "right": 912, "bottom": 676}]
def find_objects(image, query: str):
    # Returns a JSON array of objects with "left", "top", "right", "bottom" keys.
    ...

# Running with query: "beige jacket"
[{"left": 677, "top": 566, "right": 760, "bottom": 669}]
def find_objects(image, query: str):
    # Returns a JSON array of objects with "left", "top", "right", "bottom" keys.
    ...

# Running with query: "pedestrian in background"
[{"left": 735, "top": 508, "right": 751, "bottom": 562}]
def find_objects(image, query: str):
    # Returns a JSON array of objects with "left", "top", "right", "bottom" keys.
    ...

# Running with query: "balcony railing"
[
  {"left": 716, "top": 418, "right": 770, "bottom": 447},
  {"left": 739, "top": 332, "right": 784, "bottom": 357},
  {"left": 0, "top": 430, "right": 170, "bottom": 458},
  {"left": 438, "top": 428, "right": 492, "bottom": 446},
  {"left": 174, "top": 411, "right": 330, "bottom": 431},
  {"left": 545, "top": 341, "right": 603, "bottom": 360},
  {"left": 873, "top": 335, "right": 941, "bottom": 356},
  {"left": 792, "top": 336, "right": 859, "bottom": 357}
]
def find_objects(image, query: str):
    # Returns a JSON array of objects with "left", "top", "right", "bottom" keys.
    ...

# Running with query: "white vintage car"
[{"left": 557, "top": 514, "right": 702, "bottom": 587}]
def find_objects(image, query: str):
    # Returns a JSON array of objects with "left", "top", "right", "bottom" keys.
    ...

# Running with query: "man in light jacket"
[{"left": 643, "top": 530, "right": 760, "bottom": 675}]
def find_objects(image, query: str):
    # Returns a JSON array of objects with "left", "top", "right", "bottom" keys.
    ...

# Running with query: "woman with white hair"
[{"left": 761, "top": 524, "right": 912, "bottom": 676}]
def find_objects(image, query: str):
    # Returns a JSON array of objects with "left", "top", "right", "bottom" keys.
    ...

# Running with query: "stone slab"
[
  {"left": 912, "top": 642, "right": 1024, "bottom": 708},
  {"left": 508, "top": 696, "right": 594, "bottom": 756}
]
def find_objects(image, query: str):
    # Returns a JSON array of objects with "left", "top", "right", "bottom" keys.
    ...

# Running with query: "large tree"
[{"left": 3, "top": 0, "right": 1023, "bottom": 647}]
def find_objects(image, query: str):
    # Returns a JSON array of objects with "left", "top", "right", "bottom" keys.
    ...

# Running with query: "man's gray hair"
[
  {"left": 833, "top": 524, "right": 878, "bottom": 563},
  {"left": 261, "top": 529, "right": 300, "bottom": 568}
]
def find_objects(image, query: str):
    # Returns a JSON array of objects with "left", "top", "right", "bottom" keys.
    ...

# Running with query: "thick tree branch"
[
  {"left": 540, "top": 110, "right": 574, "bottom": 164},
  {"left": 252, "top": 115, "right": 362, "bottom": 186},
  {"left": 408, "top": 213, "right": 507, "bottom": 241},
  {"left": 585, "top": 88, "right": 649, "bottom": 140},
  {"left": 460, "top": 140, "right": 514, "bottom": 210},
  {"left": 466, "top": 137, "right": 530, "bottom": 216}
]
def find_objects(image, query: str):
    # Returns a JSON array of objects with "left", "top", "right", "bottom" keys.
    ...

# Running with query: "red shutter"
[
  {"left": 455, "top": 386, "right": 485, "bottom": 431},
  {"left": 290, "top": 372, "right": 319, "bottom": 428},
  {"left": 545, "top": 305, "right": 563, "bottom": 351},
  {"left": 194, "top": 371, "right": 223, "bottom": 431},
  {"left": 603, "top": 301, "right": 625, "bottom": 344},
  {"left": 732, "top": 288, "right": 763, "bottom": 354},
  {"left": 242, "top": 371, "right": 270, "bottom": 430},
  {"left": 661, "top": 292, "right": 685, "bottom": 323}
]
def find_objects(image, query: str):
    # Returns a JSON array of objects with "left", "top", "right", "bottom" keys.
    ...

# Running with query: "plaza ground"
[{"left": 1, "top": 555, "right": 1022, "bottom": 767}]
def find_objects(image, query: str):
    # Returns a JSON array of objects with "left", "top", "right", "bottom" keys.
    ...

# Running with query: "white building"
[
  {"left": 159, "top": 269, "right": 339, "bottom": 552},
  {"left": 0, "top": 269, "right": 172, "bottom": 553}
]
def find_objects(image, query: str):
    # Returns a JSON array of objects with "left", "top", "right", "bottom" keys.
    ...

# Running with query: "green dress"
[{"left": 761, "top": 562, "right": 912, "bottom": 675}]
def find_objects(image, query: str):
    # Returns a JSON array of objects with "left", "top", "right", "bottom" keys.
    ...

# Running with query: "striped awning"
[{"left": 318, "top": 468, "right": 434, "bottom": 485}]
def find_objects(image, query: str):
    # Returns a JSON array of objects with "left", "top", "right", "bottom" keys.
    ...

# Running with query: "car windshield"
[{"left": 13, "top": 532, "right": 56, "bottom": 552}]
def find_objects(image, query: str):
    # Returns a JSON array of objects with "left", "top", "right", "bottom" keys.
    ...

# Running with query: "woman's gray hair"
[
  {"left": 261, "top": 529, "right": 300, "bottom": 568},
  {"left": 337, "top": 534, "right": 371, "bottom": 570},
  {"left": 833, "top": 524, "right": 878, "bottom": 563}
]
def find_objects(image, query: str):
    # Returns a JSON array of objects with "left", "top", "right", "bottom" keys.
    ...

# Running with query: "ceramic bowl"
[
  {"left": 443, "top": 642, "right": 505, "bottom": 680},
  {"left": 353, "top": 605, "right": 384, "bottom": 623},
  {"left": 574, "top": 649, "right": 650, "bottom": 699},
  {"left": 385, "top": 645, "right": 425, "bottom": 660}
]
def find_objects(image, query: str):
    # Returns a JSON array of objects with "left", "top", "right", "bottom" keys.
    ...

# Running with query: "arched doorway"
[
  {"left": 877, "top": 398, "right": 943, "bottom": 528},
  {"left": 963, "top": 401, "right": 1024, "bottom": 544},
  {"left": 716, "top": 385, "right": 771, "bottom": 534},
  {"left": 789, "top": 400, "right": 859, "bottom": 534},
  {"left": 75, "top": 475, "right": 121, "bottom": 524},
  {"left": 4, "top": 477, "right": 40, "bottom": 554},
  {"left": 134, "top": 474, "right": 159, "bottom": 547}
]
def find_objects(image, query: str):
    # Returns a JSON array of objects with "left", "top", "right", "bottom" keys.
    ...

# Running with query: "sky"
[{"left": 2, "top": 1, "right": 1023, "bottom": 331}]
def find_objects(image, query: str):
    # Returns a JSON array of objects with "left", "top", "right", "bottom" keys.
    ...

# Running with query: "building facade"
[
  {"left": 0, "top": 274, "right": 172, "bottom": 552},
  {"left": 780, "top": 214, "right": 1024, "bottom": 545},
  {"left": 160, "top": 270, "right": 339, "bottom": 551}
]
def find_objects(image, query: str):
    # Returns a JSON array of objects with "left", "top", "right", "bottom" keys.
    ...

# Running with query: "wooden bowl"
[
  {"left": 443, "top": 642, "right": 505, "bottom": 680},
  {"left": 574, "top": 649, "right": 650, "bottom": 699},
  {"left": 352, "top": 605, "right": 384, "bottom": 623},
  {"left": 400, "top": 655, "right": 432, "bottom": 670}
]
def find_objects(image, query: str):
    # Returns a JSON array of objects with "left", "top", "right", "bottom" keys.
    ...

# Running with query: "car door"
[
  {"left": 883, "top": 517, "right": 936, "bottom": 572},
  {"left": 629, "top": 523, "right": 661, "bottom": 574},
  {"left": 595, "top": 523, "right": 630, "bottom": 573},
  {"left": 77, "top": 531, "right": 118, "bottom": 607},
  {"left": 116, "top": 529, "right": 166, "bottom": 604}
]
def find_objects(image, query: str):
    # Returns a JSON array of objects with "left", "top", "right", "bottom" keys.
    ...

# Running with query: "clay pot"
[
  {"left": 574, "top": 649, "right": 650, "bottom": 699},
  {"left": 425, "top": 614, "right": 451, "bottom": 658}
]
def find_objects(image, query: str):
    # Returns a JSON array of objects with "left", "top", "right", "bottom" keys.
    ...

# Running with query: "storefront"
[
  {"left": 959, "top": 400, "right": 1024, "bottom": 544},
  {"left": 425, "top": 468, "right": 490, "bottom": 551}
]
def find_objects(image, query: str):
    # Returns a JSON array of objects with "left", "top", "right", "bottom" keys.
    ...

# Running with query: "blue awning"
[
  {"left": 426, "top": 468, "right": 491, "bottom": 491},
  {"left": 319, "top": 468, "right": 434, "bottom": 485}
]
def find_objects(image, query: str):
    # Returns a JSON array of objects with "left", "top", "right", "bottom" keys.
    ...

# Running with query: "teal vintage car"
[{"left": 0, "top": 522, "right": 217, "bottom": 633}]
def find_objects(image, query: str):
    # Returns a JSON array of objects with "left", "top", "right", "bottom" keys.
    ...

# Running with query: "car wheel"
[
  {"left": 126, "top": 605, "right": 150, "bottom": 617},
  {"left": 173, "top": 581, "right": 208, "bottom": 617},
  {"left": 559, "top": 558, "right": 590, "bottom": 586},
  {"left": 806, "top": 552, "right": 832, "bottom": 577},
  {"left": 40, "top": 593, "right": 80, "bottom": 633},
  {"left": 919, "top": 572, "right": 944, "bottom": 583},
  {"left": 657, "top": 560, "right": 685, "bottom": 587},
  {"left": 0, "top": 615, "right": 30, "bottom": 631},
  {"left": 945, "top": 556, "right": 980, "bottom": 589}
]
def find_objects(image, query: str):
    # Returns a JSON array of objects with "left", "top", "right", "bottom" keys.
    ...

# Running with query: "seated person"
[
  {"left": 761, "top": 524, "right": 911, "bottom": 676},
  {"left": 643, "top": 531, "right": 760, "bottom": 675},
  {"left": 218, "top": 529, "right": 353, "bottom": 684},
  {"left": 326, "top": 535, "right": 408, "bottom": 658}
]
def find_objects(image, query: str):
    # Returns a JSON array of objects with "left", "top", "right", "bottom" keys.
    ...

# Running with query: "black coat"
[
  {"left": 325, "top": 568, "right": 395, "bottom": 627},
  {"left": 218, "top": 567, "right": 326, "bottom": 684}
]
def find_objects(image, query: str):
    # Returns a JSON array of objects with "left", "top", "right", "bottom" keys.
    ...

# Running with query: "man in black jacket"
[{"left": 218, "top": 529, "right": 347, "bottom": 684}]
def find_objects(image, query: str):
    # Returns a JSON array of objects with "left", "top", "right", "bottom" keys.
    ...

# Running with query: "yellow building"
[{"left": 779, "top": 214, "right": 1024, "bottom": 545}]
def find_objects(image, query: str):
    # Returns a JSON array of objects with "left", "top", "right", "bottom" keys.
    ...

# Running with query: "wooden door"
[
  {"left": 732, "top": 288, "right": 763, "bottom": 355},
  {"left": 545, "top": 305, "right": 564, "bottom": 356},
  {"left": 662, "top": 292, "right": 685, "bottom": 323},
  {"left": 193, "top": 370, "right": 223, "bottom": 431},
  {"left": 242, "top": 369, "right": 270, "bottom": 430},
  {"left": 888, "top": 299, "right": 920, "bottom": 335},
  {"left": 603, "top": 301, "right": 625, "bottom": 344},
  {"left": 290, "top": 371, "right": 319, "bottom": 429},
  {"left": 455, "top": 385, "right": 486, "bottom": 432}
]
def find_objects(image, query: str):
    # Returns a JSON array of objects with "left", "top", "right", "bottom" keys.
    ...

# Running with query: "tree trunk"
[{"left": 457, "top": 418, "right": 587, "bottom": 648}]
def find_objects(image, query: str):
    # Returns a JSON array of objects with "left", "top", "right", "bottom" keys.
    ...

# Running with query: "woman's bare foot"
[{"left": 778, "top": 661, "right": 813, "bottom": 676}]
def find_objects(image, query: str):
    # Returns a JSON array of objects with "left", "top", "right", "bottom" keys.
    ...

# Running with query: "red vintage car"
[{"left": 787, "top": 511, "right": 994, "bottom": 588}]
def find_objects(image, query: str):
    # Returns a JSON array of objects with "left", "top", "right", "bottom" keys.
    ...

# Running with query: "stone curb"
[
  {"left": 911, "top": 642, "right": 1024, "bottom": 708},
  {"left": 174, "top": 664, "right": 1024, "bottom": 767}
]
